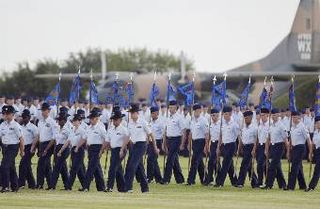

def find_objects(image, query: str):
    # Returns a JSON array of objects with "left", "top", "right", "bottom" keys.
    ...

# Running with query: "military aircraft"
[{"left": 36, "top": 0, "right": 320, "bottom": 105}]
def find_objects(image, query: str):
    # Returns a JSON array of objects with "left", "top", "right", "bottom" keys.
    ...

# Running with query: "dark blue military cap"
[
  {"left": 72, "top": 113, "right": 83, "bottom": 121},
  {"left": 56, "top": 112, "right": 69, "bottom": 121},
  {"left": 40, "top": 102, "right": 51, "bottom": 110},
  {"left": 169, "top": 100, "right": 177, "bottom": 106},
  {"left": 127, "top": 103, "right": 141, "bottom": 113},
  {"left": 88, "top": 107, "right": 102, "bottom": 118},
  {"left": 193, "top": 104, "right": 201, "bottom": 111},
  {"left": 260, "top": 108, "right": 270, "bottom": 114},
  {"left": 243, "top": 110, "right": 253, "bottom": 117},
  {"left": 223, "top": 106, "right": 232, "bottom": 113},
  {"left": 59, "top": 106, "right": 69, "bottom": 114},
  {"left": 291, "top": 111, "right": 301, "bottom": 116},
  {"left": 76, "top": 109, "right": 86, "bottom": 119},
  {"left": 211, "top": 108, "right": 219, "bottom": 114},
  {"left": 271, "top": 108, "right": 279, "bottom": 114},
  {"left": 110, "top": 110, "right": 125, "bottom": 120},
  {"left": 2, "top": 105, "right": 17, "bottom": 114},
  {"left": 21, "top": 109, "right": 31, "bottom": 118},
  {"left": 150, "top": 106, "right": 159, "bottom": 113}
]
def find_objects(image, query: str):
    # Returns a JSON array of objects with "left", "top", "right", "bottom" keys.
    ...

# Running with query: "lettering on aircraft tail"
[{"left": 297, "top": 33, "right": 312, "bottom": 60}]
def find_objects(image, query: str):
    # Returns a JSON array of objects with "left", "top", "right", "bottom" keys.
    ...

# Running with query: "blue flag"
[
  {"left": 211, "top": 80, "right": 227, "bottom": 111},
  {"left": 315, "top": 82, "right": 320, "bottom": 117},
  {"left": 149, "top": 83, "right": 160, "bottom": 107},
  {"left": 259, "top": 86, "right": 273, "bottom": 110},
  {"left": 69, "top": 73, "right": 81, "bottom": 104},
  {"left": 167, "top": 81, "right": 176, "bottom": 102},
  {"left": 112, "top": 81, "right": 126, "bottom": 108},
  {"left": 90, "top": 80, "right": 99, "bottom": 105},
  {"left": 45, "top": 82, "right": 60, "bottom": 105},
  {"left": 125, "top": 82, "right": 134, "bottom": 107},
  {"left": 238, "top": 82, "right": 251, "bottom": 110},
  {"left": 289, "top": 83, "right": 297, "bottom": 112},
  {"left": 105, "top": 95, "right": 113, "bottom": 104},
  {"left": 178, "top": 82, "right": 194, "bottom": 107}
]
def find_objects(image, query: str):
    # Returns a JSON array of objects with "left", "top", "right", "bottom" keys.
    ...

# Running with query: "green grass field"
[{"left": 0, "top": 155, "right": 319, "bottom": 209}]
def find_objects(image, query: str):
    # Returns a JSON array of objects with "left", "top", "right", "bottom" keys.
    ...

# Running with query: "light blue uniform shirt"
[
  {"left": 21, "top": 122, "right": 38, "bottom": 145},
  {"left": 313, "top": 129, "right": 320, "bottom": 149},
  {"left": 190, "top": 116, "right": 209, "bottom": 140},
  {"left": 209, "top": 120, "right": 220, "bottom": 142},
  {"left": 221, "top": 119, "right": 239, "bottom": 144},
  {"left": 150, "top": 117, "right": 165, "bottom": 140},
  {"left": 241, "top": 123, "right": 258, "bottom": 145},
  {"left": 128, "top": 117, "right": 151, "bottom": 143},
  {"left": 166, "top": 112, "right": 185, "bottom": 138},
  {"left": 86, "top": 121, "right": 107, "bottom": 145},
  {"left": 258, "top": 121, "right": 269, "bottom": 144},
  {"left": 0, "top": 120, "right": 22, "bottom": 145},
  {"left": 290, "top": 121, "right": 309, "bottom": 146},
  {"left": 68, "top": 126, "right": 86, "bottom": 147},
  {"left": 270, "top": 120, "right": 288, "bottom": 144}
]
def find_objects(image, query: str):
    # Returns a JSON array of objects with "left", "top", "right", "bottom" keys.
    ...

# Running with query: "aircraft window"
[{"left": 306, "top": 18, "right": 311, "bottom": 30}]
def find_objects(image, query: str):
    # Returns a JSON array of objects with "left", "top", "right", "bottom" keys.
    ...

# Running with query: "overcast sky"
[{"left": 0, "top": 0, "right": 300, "bottom": 73}]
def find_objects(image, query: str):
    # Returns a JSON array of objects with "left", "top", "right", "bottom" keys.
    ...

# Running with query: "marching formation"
[{"left": 0, "top": 72, "right": 320, "bottom": 194}]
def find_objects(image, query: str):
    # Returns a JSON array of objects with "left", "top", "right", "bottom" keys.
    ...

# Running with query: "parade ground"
[{"left": 0, "top": 156, "right": 319, "bottom": 209}]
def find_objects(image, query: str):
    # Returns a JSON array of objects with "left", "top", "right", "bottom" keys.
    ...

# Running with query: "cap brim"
[
  {"left": 39, "top": 108, "right": 51, "bottom": 110},
  {"left": 127, "top": 109, "right": 141, "bottom": 113},
  {"left": 2, "top": 110, "right": 18, "bottom": 114},
  {"left": 87, "top": 114, "right": 102, "bottom": 118},
  {"left": 110, "top": 114, "right": 125, "bottom": 120}
]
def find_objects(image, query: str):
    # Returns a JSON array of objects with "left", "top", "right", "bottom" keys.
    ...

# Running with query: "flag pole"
[
  {"left": 217, "top": 73, "right": 228, "bottom": 180},
  {"left": 89, "top": 69, "right": 93, "bottom": 111},
  {"left": 77, "top": 66, "right": 81, "bottom": 101},
  {"left": 122, "top": 72, "right": 133, "bottom": 171},
  {"left": 57, "top": 72, "right": 62, "bottom": 115},
  {"left": 309, "top": 76, "right": 320, "bottom": 182},
  {"left": 264, "top": 76, "right": 271, "bottom": 181},
  {"left": 129, "top": 72, "right": 134, "bottom": 106},
  {"left": 104, "top": 72, "right": 119, "bottom": 175},
  {"left": 75, "top": 66, "right": 81, "bottom": 112},
  {"left": 204, "top": 75, "right": 217, "bottom": 183},
  {"left": 187, "top": 72, "right": 196, "bottom": 173},
  {"left": 287, "top": 75, "right": 293, "bottom": 180},
  {"left": 162, "top": 72, "right": 171, "bottom": 177}
]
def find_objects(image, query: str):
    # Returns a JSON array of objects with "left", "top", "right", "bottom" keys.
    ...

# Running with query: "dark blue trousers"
[
  {"left": 50, "top": 144, "right": 70, "bottom": 189},
  {"left": 287, "top": 144, "right": 306, "bottom": 190},
  {"left": 163, "top": 137, "right": 185, "bottom": 184},
  {"left": 216, "top": 142, "right": 237, "bottom": 186},
  {"left": 18, "top": 144, "right": 36, "bottom": 188},
  {"left": 124, "top": 142, "right": 149, "bottom": 192},
  {"left": 309, "top": 148, "right": 320, "bottom": 189},
  {"left": 237, "top": 144, "right": 258, "bottom": 187},
  {"left": 187, "top": 139, "right": 205, "bottom": 184},
  {"left": 84, "top": 144, "right": 105, "bottom": 191},
  {"left": 256, "top": 143, "right": 266, "bottom": 186},
  {"left": 1, "top": 144, "right": 19, "bottom": 190},
  {"left": 37, "top": 141, "right": 54, "bottom": 188},
  {"left": 0, "top": 141, "right": 2, "bottom": 187},
  {"left": 146, "top": 140, "right": 162, "bottom": 183},
  {"left": 68, "top": 146, "right": 86, "bottom": 190},
  {"left": 266, "top": 142, "right": 286, "bottom": 188},
  {"left": 107, "top": 147, "right": 125, "bottom": 191},
  {"left": 205, "top": 141, "right": 218, "bottom": 184}
]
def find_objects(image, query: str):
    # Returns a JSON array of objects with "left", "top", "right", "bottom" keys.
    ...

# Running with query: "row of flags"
[
  {"left": 44, "top": 71, "right": 320, "bottom": 116},
  {"left": 45, "top": 70, "right": 100, "bottom": 106}
]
